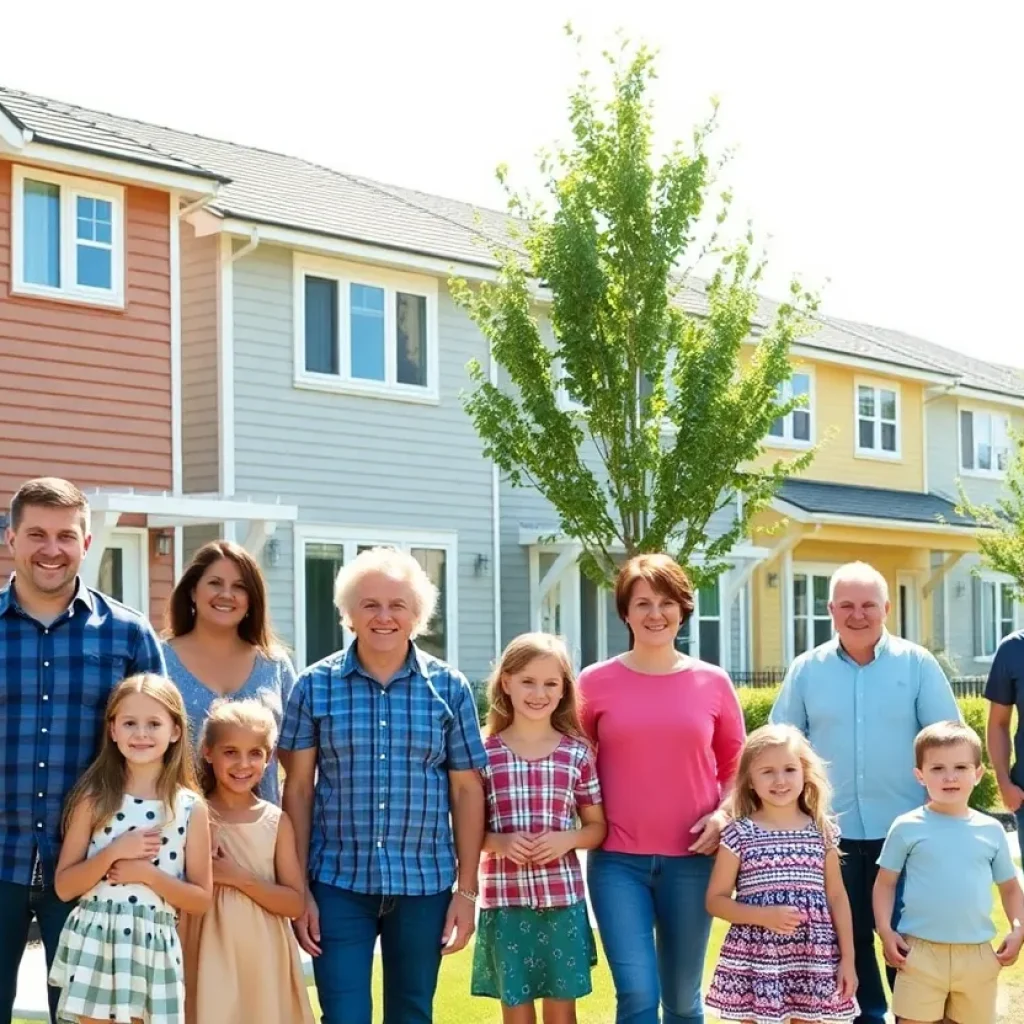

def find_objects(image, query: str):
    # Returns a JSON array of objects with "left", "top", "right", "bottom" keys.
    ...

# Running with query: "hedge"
[
  {"left": 472, "top": 684, "right": 999, "bottom": 812},
  {"left": 737, "top": 687, "right": 998, "bottom": 812}
]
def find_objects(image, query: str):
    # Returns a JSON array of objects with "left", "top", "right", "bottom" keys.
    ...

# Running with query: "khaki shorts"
[{"left": 893, "top": 936, "right": 1001, "bottom": 1024}]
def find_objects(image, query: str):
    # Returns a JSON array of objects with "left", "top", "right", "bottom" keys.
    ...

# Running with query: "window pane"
[
  {"left": 76, "top": 195, "right": 112, "bottom": 244},
  {"left": 699, "top": 620, "right": 720, "bottom": 666},
  {"left": 396, "top": 292, "right": 427, "bottom": 387},
  {"left": 791, "top": 373, "right": 810, "bottom": 398},
  {"left": 304, "top": 277, "right": 338, "bottom": 374},
  {"left": 350, "top": 284, "right": 386, "bottom": 381},
  {"left": 305, "top": 543, "right": 346, "bottom": 665},
  {"left": 977, "top": 414, "right": 992, "bottom": 470},
  {"left": 674, "top": 618, "right": 694, "bottom": 655},
  {"left": 858, "top": 386, "right": 875, "bottom": 417},
  {"left": 76, "top": 245, "right": 112, "bottom": 289},
  {"left": 793, "top": 575, "right": 808, "bottom": 617},
  {"left": 792, "top": 410, "right": 810, "bottom": 441},
  {"left": 768, "top": 417, "right": 785, "bottom": 438},
  {"left": 859, "top": 418, "right": 875, "bottom": 450},
  {"left": 1000, "top": 585, "right": 1015, "bottom": 639},
  {"left": 813, "top": 618, "right": 833, "bottom": 647},
  {"left": 411, "top": 547, "right": 447, "bottom": 659},
  {"left": 881, "top": 422, "right": 897, "bottom": 452},
  {"left": 794, "top": 618, "right": 808, "bottom": 655},
  {"left": 23, "top": 179, "right": 61, "bottom": 287},
  {"left": 880, "top": 390, "right": 897, "bottom": 421},
  {"left": 981, "top": 582, "right": 996, "bottom": 656},
  {"left": 98, "top": 547, "right": 124, "bottom": 603},
  {"left": 699, "top": 579, "right": 720, "bottom": 617},
  {"left": 812, "top": 575, "right": 829, "bottom": 617},
  {"left": 960, "top": 411, "right": 974, "bottom": 469}
]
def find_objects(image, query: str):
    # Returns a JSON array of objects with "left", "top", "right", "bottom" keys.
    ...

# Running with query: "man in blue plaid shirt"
[
  {"left": 0, "top": 478, "right": 165, "bottom": 1023},
  {"left": 281, "top": 546, "right": 486, "bottom": 1024}
]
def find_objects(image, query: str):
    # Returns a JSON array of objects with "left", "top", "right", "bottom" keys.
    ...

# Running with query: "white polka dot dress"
[{"left": 50, "top": 788, "right": 199, "bottom": 1024}]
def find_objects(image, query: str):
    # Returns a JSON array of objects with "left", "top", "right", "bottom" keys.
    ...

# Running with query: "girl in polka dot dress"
[{"left": 49, "top": 674, "right": 213, "bottom": 1024}]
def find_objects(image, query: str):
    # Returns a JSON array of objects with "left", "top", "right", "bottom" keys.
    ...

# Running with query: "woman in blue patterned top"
[{"left": 162, "top": 540, "right": 296, "bottom": 804}]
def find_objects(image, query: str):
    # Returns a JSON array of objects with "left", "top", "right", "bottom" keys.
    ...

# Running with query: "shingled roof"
[{"left": 2, "top": 85, "right": 1019, "bottom": 392}]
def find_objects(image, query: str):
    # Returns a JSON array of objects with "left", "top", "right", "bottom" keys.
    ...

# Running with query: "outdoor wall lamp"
[
  {"left": 474, "top": 553, "right": 490, "bottom": 577},
  {"left": 767, "top": 572, "right": 779, "bottom": 589},
  {"left": 264, "top": 537, "right": 281, "bottom": 568},
  {"left": 155, "top": 531, "right": 173, "bottom": 557}
]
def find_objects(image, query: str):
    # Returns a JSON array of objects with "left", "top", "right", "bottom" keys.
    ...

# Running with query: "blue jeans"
[
  {"left": 311, "top": 880, "right": 450, "bottom": 1024},
  {"left": 0, "top": 882, "right": 75, "bottom": 1024},
  {"left": 587, "top": 850, "right": 714, "bottom": 1024}
]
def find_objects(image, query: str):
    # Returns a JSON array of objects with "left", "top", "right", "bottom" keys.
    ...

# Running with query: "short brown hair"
[
  {"left": 165, "top": 540, "right": 279, "bottom": 654},
  {"left": 914, "top": 720, "right": 982, "bottom": 769},
  {"left": 615, "top": 554, "right": 695, "bottom": 626},
  {"left": 9, "top": 477, "right": 90, "bottom": 532}
]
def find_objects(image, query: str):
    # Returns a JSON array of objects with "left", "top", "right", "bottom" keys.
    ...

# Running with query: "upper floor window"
[
  {"left": 11, "top": 166, "right": 125, "bottom": 307},
  {"left": 960, "top": 408, "right": 1010, "bottom": 476},
  {"left": 856, "top": 381, "right": 900, "bottom": 458},
  {"left": 294, "top": 254, "right": 439, "bottom": 403},
  {"left": 767, "top": 371, "right": 813, "bottom": 446}
]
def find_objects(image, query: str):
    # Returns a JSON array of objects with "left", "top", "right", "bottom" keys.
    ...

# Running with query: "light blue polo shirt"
[
  {"left": 879, "top": 807, "right": 1016, "bottom": 943},
  {"left": 770, "top": 632, "right": 960, "bottom": 839}
]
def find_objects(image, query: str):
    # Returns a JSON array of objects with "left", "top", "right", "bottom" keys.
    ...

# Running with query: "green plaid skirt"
[
  {"left": 471, "top": 902, "right": 597, "bottom": 1006},
  {"left": 50, "top": 896, "right": 183, "bottom": 1024}
]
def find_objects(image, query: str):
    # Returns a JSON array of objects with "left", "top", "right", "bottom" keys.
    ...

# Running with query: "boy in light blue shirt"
[{"left": 873, "top": 721, "right": 1024, "bottom": 1024}]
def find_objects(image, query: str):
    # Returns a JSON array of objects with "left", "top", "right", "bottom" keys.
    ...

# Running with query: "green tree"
[
  {"left": 452, "top": 34, "right": 817, "bottom": 587},
  {"left": 958, "top": 430, "right": 1024, "bottom": 593}
]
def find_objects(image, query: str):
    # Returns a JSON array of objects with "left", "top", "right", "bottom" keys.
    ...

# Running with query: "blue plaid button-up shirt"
[
  {"left": 280, "top": 642, "right": 487, "bottom": 896},
  {"left": 0, "top": 577, "right": 166, "bottom": 886}
]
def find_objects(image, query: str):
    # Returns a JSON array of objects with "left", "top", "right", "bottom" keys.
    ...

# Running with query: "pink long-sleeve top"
[{"left": 578, "top": 656, "right": 745, "bottom": 856}]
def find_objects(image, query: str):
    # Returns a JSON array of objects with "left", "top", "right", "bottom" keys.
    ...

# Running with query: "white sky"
[{"left": 4, "top": 1, "right": 1022, "bottom": 367}]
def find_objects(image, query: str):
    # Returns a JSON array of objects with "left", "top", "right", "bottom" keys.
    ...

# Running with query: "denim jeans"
[
  {"left": 839, "top": 838, "right": 902, "bottom": 1024},
  {"left": 587, "top": 850, "right": 714, "bottom": 1024},
  {"left": 310, "top": 880, "right": 450, "bottom": 1024},
  {"left": 0, "top": 881, "right": 75, "bottom": 1024}
]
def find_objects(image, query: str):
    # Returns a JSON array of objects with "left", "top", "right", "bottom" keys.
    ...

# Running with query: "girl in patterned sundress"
[
  {"left": 706, "top": 724, "right": 858, "bottom": 1024},
  {"left": 471, "top": 633, "right": 607, "bottom": 1023},
  {"left": 50, "top": 674, "right": 213, "bottom": 1024}
]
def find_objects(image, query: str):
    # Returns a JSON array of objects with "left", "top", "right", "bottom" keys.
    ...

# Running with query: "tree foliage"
[
  {"left": 958, "top": 430, "right": 1024, "bottom": 594},
  {"left": 452, "top": 32, "right": 817, "bottom": 587}
]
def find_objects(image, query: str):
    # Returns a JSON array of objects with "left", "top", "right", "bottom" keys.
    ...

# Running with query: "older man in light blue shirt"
[{"left": 770, "top": 561, "right": 959, "bottom": 1024}]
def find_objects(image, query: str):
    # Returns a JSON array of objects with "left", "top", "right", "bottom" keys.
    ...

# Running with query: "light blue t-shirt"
[{"left": 878, "top": 806, "right": 1017, "bottom": 943}]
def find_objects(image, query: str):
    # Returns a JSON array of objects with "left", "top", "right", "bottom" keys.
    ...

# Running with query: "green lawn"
[{"left": 18, "top": 893, "right": 1024, "bottom": 1024}]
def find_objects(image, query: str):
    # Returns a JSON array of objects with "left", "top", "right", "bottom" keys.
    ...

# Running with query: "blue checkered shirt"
[
  {"left": 0, "top": 577, "right": 166, "bottom": 886},
  {"left": 279, "top": 642, "right": 487, "bottom": 896}
]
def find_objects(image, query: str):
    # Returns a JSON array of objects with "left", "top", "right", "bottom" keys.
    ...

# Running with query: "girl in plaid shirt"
[{"left": 471, "top": 633, "right": 607, "bottom": 1023}]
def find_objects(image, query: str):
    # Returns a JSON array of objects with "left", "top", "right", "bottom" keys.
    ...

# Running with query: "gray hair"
[
  {"left": 828, "top": 561, "right": 890, "bottom": 604},
  {"left": 333, "top": 547, "right": 438, "bottom": 638}
]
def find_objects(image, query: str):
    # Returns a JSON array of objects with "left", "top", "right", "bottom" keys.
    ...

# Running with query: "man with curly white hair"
[
  {"left": 280, "top": 546, "right": 486, "bottom": 1024},
  {"left": 770, "top": 560, "right": 959, "bottom": 1024}
]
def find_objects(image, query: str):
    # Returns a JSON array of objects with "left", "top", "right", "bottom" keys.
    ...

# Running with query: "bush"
[{"left": 736, "top": 687, "right": 997, "bottom": 812}]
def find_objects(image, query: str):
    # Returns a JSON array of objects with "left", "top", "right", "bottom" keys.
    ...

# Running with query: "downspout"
[{"left": 490, "top": 348, "right": 503, "bottom": 661}]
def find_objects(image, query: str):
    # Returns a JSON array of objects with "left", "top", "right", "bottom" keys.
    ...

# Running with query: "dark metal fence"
[{"left": 731, "top": 670, "right": 988, "bottom": 698}]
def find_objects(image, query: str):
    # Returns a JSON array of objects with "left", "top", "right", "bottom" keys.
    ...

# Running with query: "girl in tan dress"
[{"left": 180, "top": 698, "right": 313, "bottom": 1024}]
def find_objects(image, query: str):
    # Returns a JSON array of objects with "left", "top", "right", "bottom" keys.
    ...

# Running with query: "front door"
[
  {"left": 97, "top": 530, "right": 146, "bottom": 614},
  {"left": 897, "top": 573, "right": 919, "bottom": 642}
]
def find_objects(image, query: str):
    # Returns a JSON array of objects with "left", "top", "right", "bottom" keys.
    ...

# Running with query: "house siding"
[
  {"left": 180, "top": 221, "right": 220, "bottom": 492},
  {"left": 0, "top": 159, "right": 172, "bottom": 581},
  {"left": 227, "top": 243, "right": 495, "bottom": 679}
]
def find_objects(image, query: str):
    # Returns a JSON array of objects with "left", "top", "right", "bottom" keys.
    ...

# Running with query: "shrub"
[{"left": 735, "top": 687, "right": 997, "bottom": 812}]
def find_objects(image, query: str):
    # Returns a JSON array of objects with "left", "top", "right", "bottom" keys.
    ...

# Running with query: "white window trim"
[
  {"left": 678, "top": 580, "right": 723, "bottom": 664},
  {"left": 10, "top": 164, "right": 125, "bottom": 308},
  {"left": 854, "top": 377, "right": 902, "bottom": 460},
  {"left": 974, "top": 570, "right": 1020, "bottom": 663},
  {"left": 958, "top": 404, "right": 1011, "bottom": 480},
  {"left": 292, "top": 252, "right": 440, "bottom": 405},
  {"left": 292, "top": 524, "right": 458, "bottom": 669},
  {"left": 790, "top": 561, "right": 839, "bottom": 657},
  {"left": 765, "top": 367, "right": 815, "bottom": 450}
]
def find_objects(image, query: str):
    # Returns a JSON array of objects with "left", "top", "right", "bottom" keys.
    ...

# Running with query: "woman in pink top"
[{"left": 580, "top": 554, "right": 745, "bottom": 1024}]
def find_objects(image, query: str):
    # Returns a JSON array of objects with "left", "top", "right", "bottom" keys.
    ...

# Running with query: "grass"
[{"left": 17, "top": 889, "right": 1024, "bottom": 1023}]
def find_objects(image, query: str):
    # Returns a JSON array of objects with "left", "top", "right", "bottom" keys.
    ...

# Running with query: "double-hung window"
[
  {"left": 974, "top": 576, "right": 1018, "bottom": 658},
  {"left": 675, "top": 577, "right": 722, "bottom": 665},
  {"left": 11, "top": 166, "right": 125, "bottom": 307},
  {"left": 295, "top": 255, "right": 439, "bottom": 402},
  {"left": 297, "top": 528, "right": 457, "bottom": 667},
  {"left": 856, "top": 381, "right": 900, "bottom": 457},
  {"left": 792, "top": 567, "right": 835, "bottom": 656},
  {"left": 767, "top": 371, "right": 813, "bottom": 446},
  {"left": 960, "top": 408, "right": 1011, "bottom": 477}
]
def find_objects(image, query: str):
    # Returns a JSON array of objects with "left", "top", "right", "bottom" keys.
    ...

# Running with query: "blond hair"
[
  {"left": 333, "top": 547, "right": 438, "bottom": 638},
  {"left": 198, "top": 698, "right": 278, "bottom": 795},
  {"left": 732, "top": 724, "right": 836, "bottom": 838},
  {"left": 914, "top": 720, "right": 982, "bottom": 769},
  {"left": 63, "top": 674, "right": 198, "bottom": 834},
  {"left": 486, "top": 632, "right": 583, "bottom": 738}
]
